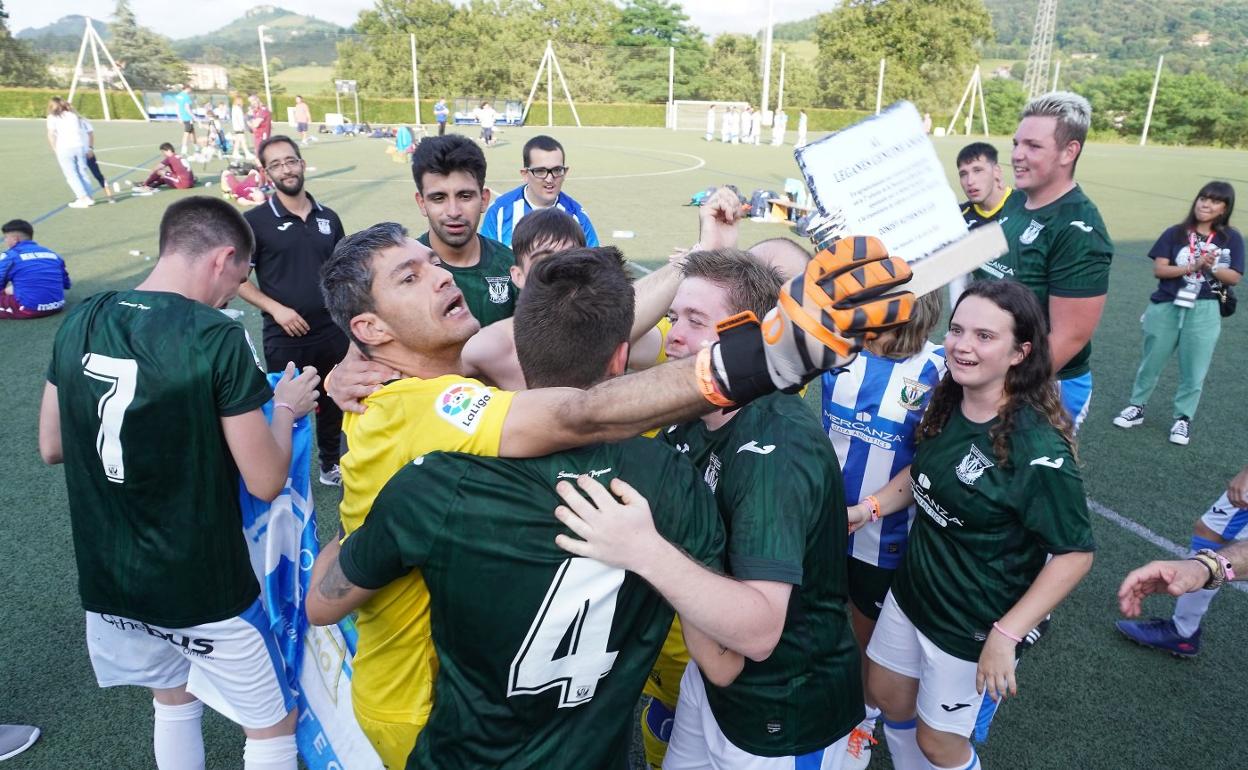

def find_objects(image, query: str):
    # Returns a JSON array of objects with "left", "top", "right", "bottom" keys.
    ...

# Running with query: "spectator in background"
[
  {"left": 249, "top": 94, "right": 273, "bottom": 151},
  {"left": 239, "top": 135, "right": 349, "bottom": 486},
  {"left": 705, "top": 104, "right": 716, "bottom": 141},
  {"left": 434, "top": 98, "right": 449, "bottom": 136},
  {"left": 46, "top": 97, "right": 94, "bottom": 209},
  {"left": 797, "top": 109, "right": 809, "bottom": 147},
  {"left": 771, "top": 108, "right": 788, "bottom": 146},
  {"left": 134, "top": 143, "right": 196, "bottom": 193},
  {"left": 230, "top": 96, "right": 253, "bottom": 160},
  {"left": 0, "top": 219, "right": 71, "bottom": 319},
  {"left": 220, "top": 168, "right": 267, "bottom": 206},
  {"left": 294, "top": 96, "right": 313, "bottom": 147},
  {"left": 474, "top": 101, "right": 499, "bottom": 147},
  {"left": 480, "top": 134, "right": 598, "bottom": 248},
  {"left": 77, "top": 114, "right": 115, "bottom": 203},
  {"left": 1112, "top": 181, "right": 1243, "bottom": 446},
  {"left": 174, "top": 84, "right": 195, "bottom": 156}
]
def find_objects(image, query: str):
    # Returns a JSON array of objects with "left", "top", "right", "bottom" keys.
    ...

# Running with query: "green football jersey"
[
  {"left": 339, "top": 439, "right": 723, "bottom": 769},
  {"left": 417, "top": 232, "right": 516, "bottom": 326},
  {"left": 47, "top": 291, "right": 272, "bottom": 627},
  {"left": 974, "top": 186, "right": 1113, "bottom": 379},
  {"left": 891, "top": 407, "right": 1096, "bottom": 662},
  {"left": 661, "top": 393, "right": 863, "bottom": 757}
]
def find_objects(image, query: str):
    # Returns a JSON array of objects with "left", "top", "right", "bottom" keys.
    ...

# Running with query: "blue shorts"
[
  {"left": 1200, "top": 492, "right": 1248, "bottom": 541},
  {"left": 1058, "top": 372, "right": 1092, "bottom": 431}
]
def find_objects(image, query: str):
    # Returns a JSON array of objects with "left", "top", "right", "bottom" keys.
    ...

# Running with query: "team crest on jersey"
[
  {"left": 316, "top": 217, "right": 332, "bottom": 235},
  {"left": 955, "top": 445, "right": 994, "bottom": 486},
  {"left": 436, "top": 383, "right": 493, "bottom": 433},
  {"left": 1019, "top": 219, "right": 1044, "bottom": 245},
  {"left": 703, "top": 452, "right": 722, "bottom": 492},
  {"left": 486, "top": 276, "right": 511, "bottom": 304},
  {"left": 898, "top": 378, "right": 931, "bottom": 411}
]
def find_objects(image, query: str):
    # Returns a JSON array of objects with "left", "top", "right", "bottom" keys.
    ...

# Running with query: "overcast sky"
[{"left": 8, "top": 0, "right": 831, "bottom": 38}]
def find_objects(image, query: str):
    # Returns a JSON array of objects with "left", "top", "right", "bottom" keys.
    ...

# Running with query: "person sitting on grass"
[
  {"left": 134, "top": 143, "right": 196, "bottom": 194},
  {"left": 0, "top": 219, "right": 71, "bottom": 319}
]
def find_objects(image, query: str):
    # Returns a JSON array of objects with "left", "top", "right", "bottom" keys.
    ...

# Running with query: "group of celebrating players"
[{"left": 30, "top": 87, "right": 1243, "bottom": 770}]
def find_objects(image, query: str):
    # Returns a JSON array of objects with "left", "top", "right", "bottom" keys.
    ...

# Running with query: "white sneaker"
[
  {"left": 1169, "top": 417, "right": 1191, "bottom": 446},
  {"left": 1113, "top": 404, "right": 1145, "bottom": 428},
  {"left": 0, "top": 724, "right": 41, "bottom": 760},
  {"left": 67, "top": 197, "right": 94, "bottom": 208},
  {"left": 843, "top": 723, "right": 877, "bottom": 770}
]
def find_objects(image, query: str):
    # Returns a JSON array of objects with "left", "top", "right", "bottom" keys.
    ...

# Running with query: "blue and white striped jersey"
[
  {"left": 480, "top": 185, "right": 599, "bottom": 248},
  {"left": 822, "top": 343, "right": 947, "bottom": 569}
]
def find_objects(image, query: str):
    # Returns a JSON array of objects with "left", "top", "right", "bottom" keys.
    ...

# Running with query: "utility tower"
[{"left": 1023, "top": 0, "right": 1057, "bottom": 99}]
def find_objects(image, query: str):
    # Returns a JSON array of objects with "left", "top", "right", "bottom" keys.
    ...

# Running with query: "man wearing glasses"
[
  {"left": 239, "top": 135, "right": 350, "bottom": 487},
  {"left": 481, "top": 135, "right": 599, "bottom": 249}
]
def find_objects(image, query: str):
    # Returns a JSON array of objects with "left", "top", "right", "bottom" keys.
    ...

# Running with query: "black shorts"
[
  {"left": 182, "top": 120, "right": 195, "bottom": 134},
  {"left": 847, "top": 557, "right": 896, "bottom": 621}
]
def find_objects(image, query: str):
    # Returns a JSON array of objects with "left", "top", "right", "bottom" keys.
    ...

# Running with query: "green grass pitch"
[{"left": 2, "top": 117, "right": 1246, "bottom": 768}]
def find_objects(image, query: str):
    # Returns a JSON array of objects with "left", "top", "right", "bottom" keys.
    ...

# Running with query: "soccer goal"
[{"left": 668, "top": 100, "right": 750, "bottom": 132}]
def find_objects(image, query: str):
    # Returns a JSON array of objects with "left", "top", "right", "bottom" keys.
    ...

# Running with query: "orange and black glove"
[{"left": 710, "top": 235, "right": 915, "bottom": 405}]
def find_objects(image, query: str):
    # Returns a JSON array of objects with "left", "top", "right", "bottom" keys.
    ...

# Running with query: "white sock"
[
  {"left": 243, "top": 734, "right": 298, "bottom": 770},
  {"left": 883, "top": 717, "right": 930, "bottom": 770},
  {"left": 152, "top": 699, "right": 205, "bottom": 770},
  {"left": 1173, "top": 586, "right": 1219, "bottom": 638},
  {"left": 862, "top": 704, "right": 882, "bottom": 733},
  {"left": 931, "top": 746, "right": 981, "bottom": 770}
]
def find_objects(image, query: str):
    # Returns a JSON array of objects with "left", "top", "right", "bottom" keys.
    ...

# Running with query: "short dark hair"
[
  {"left": 158, "top": 197, "right": 254, "bottom": 264},
  {"left": 411, "top": 135, "right": 486, "bottom": 192},
  {"left": 320, "top": 222, "right": 408, "bottom": 351},
  {"left": 957, "top": 142, "right": 998, "bottom": 167},
  {"left": 513, "top": 247, "right": 634, "bottom": 389},
  {"left": 681, "top": 248, "right": 782, "bottom": 321},
  {"left": 522, "top": 135, "right": 564, "bottom": 167},
  {"left": 159, "top": 142, "right": 175, "bottom": 153},
  {"left": 2, "top": 219, "right": 33, "bottom": 238},
  {"left": 511, "top": 208, "right": 586, "bottom": 266},
  {"left": 257, "top": 135, "right": 302, "bottom": 166}
]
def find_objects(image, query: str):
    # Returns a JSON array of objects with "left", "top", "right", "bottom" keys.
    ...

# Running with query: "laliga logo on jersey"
[
  {"left": 1020, "top": 219, "right": 1045, "bottom": 245},
  {"left": 898, "top": 378, "right": 930, "bottom": 411},
  {"left": 486, "top": 276, "right": 511, "bottom": 304},
  {"left": 955, "top": 445, "right": 994, "bottom": 486},
  {"left": 436, "top": 383, "right": 492, "bottom": 434}
]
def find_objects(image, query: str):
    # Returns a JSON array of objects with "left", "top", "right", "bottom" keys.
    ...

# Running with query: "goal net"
[{"left": 669, "top": 100, "right": 750, "bottom": 131}]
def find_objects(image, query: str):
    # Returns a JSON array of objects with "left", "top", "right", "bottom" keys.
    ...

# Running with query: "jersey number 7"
[
  {"left": 508, "top": 557, "right": 624, "bottom": 708},
  {"left": 82, "top": 353, "right": 138, "bottom": 484}
]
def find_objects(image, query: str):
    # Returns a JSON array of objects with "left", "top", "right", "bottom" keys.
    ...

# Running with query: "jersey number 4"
[
  {"left": 82, "top": 354, "right": 138, "bottom": 484},
  {"left": 508, "top": 557, "right": 624, "bottom": 708}
]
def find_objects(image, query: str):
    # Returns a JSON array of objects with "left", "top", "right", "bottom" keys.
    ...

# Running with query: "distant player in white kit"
[{"left": 705, "top": 104, "right": 716, "bottom": 141}]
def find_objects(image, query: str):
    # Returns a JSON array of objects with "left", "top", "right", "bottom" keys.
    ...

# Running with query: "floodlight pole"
[
  {"left": 258, "top": 25, "right": 273, "bottom": 111},
  {"left": 68, "top": 22, "right": 90, "bottom": 105},
  {"left": 760, "top": 0, "right": 774, "bottom": 121},
  {"left": 667, "top": 46, "right": 674, "bottom": 127},
  {"left": 1051, "top": 59, "right": 1061, "bottom": 91},
  {"left": 776, "top": 51, "right": 786, "bottom": 112},
  {"left": 1140, "top": 55, "right": 1164, "bottom": 147},
  {"left": 550, "top": 44, "right": 581, "bottom": 127},
  {"left": 69, "top": 18, "right": 147, "bottom": 121},
  {"left": 547, "top": 40, "right": 554, "bottom": 127},
  {"left": 410, "top": 34, "right": 421, "bottom": 124},
  {"left": 875, "top": 58, "right": 885, "bottom": 115}
]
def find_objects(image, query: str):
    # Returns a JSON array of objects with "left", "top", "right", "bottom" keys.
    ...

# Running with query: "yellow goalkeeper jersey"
[{"left": 339, "top": 375, "right": 515, "bottom": 725}]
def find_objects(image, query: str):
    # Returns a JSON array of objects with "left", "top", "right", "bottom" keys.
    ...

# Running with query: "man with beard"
[
  {"left": 413, "top": 135, "right": 517, "bottom": 326},
  {"left": 239, "top": 135, "right": 349, "bottom": 486}
]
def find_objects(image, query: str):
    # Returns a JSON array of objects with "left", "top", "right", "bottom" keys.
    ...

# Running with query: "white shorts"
[
  {"left": 865, "top": 592, "right": 985, "bottom": 737},
  {"left": 1200, "top": 492, "right": 1248, "bottom": 541},
  {"left": 86, "top": 598, "right": 294, "bottom": 729},
  {"left": 663, "top": 662, "right": 848, "bottom": 770}
]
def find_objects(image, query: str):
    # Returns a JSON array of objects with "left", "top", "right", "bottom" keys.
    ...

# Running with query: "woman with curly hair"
[{"left": 860, "top": 280, "right": 1095, "bottom": 770}]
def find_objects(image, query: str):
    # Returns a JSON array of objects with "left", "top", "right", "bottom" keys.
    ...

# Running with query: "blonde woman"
[{"left": 46, "top": 98, "right": 94, "bottom": 208}]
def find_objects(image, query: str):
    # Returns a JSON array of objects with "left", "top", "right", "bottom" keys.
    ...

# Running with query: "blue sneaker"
[{"left": 1114, "top": 617, "right": 1201, "bottom": 658}]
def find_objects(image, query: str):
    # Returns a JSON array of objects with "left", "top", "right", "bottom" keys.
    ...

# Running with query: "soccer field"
[{"left": 2, "top": 117, "right": 1246, "bottom": 769}]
